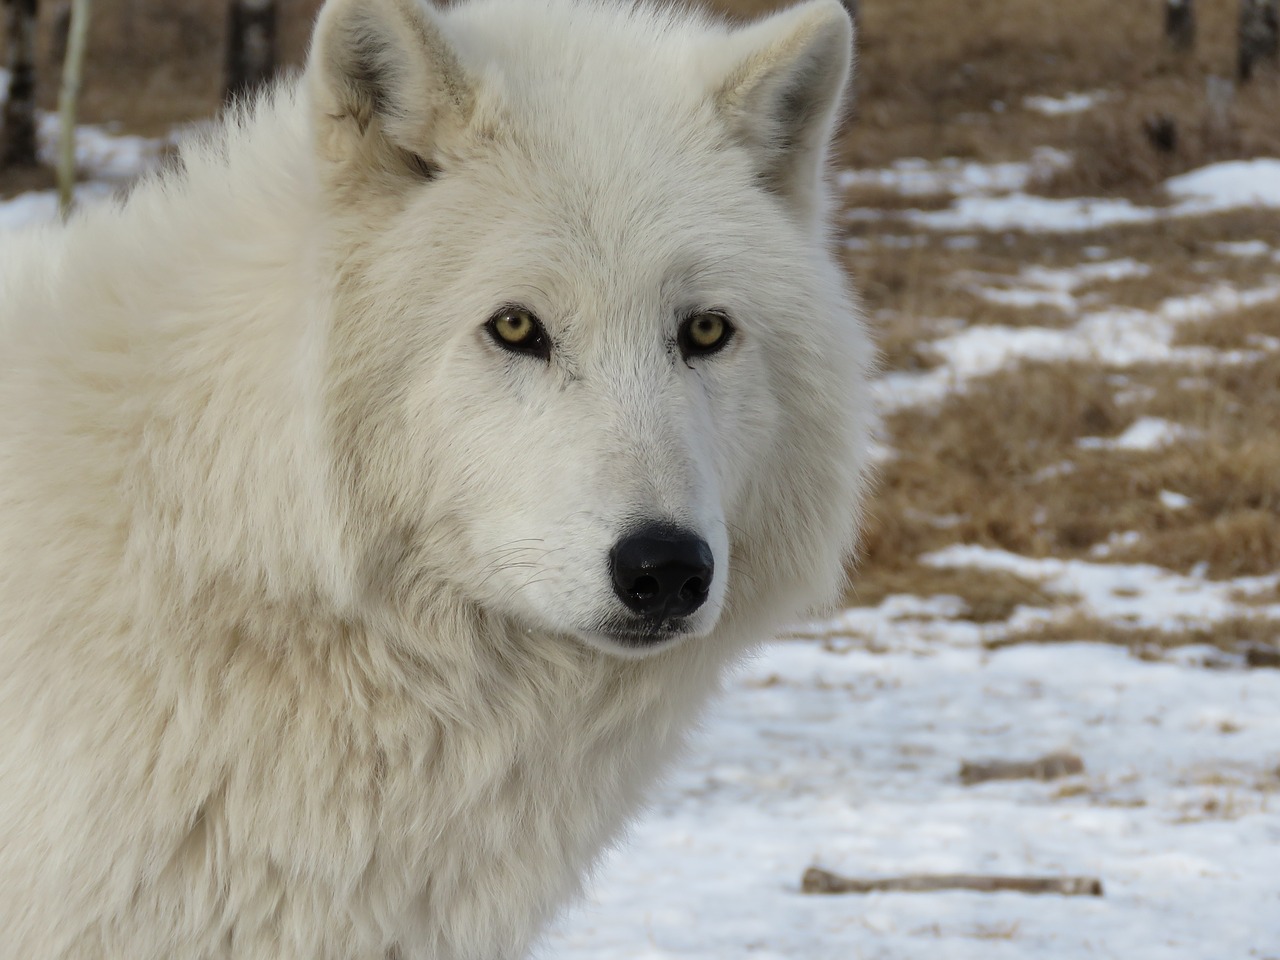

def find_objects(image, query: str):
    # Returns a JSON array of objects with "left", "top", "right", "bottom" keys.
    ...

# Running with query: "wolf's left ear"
[
  {"left": 308, "top": 0, "right": 474, "bottom": 172},
  {"left": 713, "top": 0, "right": 852, "bottom": 216}
]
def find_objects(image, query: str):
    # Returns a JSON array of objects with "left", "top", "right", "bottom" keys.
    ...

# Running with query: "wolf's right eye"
[
  {"left": 678, "top": 311, "right": 735, "bottom": 359},
  {"left": 486, "top": 308, "right": 550, "bottom": 361}
]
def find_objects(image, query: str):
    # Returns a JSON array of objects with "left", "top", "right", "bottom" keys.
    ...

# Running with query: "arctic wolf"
[{"left": 0, "top": 0, "right": 872, "bottom": 956}]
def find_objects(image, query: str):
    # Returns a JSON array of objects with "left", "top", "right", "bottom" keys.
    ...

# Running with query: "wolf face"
[{"left": 310, "top": 0, "right": 870, "bottom": 658}]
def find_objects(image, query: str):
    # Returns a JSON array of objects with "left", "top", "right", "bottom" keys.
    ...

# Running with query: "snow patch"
[
  {"left": 969, "top": 259, "right": 1151, "bottom": 316},
  {"left": 1077, "top": 417, "right": 1193, "bottom": 452},
  {"left": 877, "top": 282, "right": 1280, "bottom": 411},
  {"left": 908, "top": 193, "right": 1161, "bottom": 233},
  {"left": 839, "top": 148, "right": 1071, "bottom": 199},
  {"left": 36, "top": 113, "right": 168, "bottom": 183},
  {"left": 0, "top": 183, "right": 116, "bottom": 231},
  {"left": 0, "top": 115, "right": 168, "bottom": 231},
  {"left": 863, "top": 157, "right": 1280, "bottom": 233},
  {"left": 922, "top": 544, "right": 1280, "bottom": 631},
  {"left": 1023, "top": 91, "right": 1110, "bottom": 116},
  {"left": 545, "top": 625, "right": 1280, "bottom": 959},
  {"left": 1165, "top": 159, "right": 1280, "bottom": 211},
  {"left": 1213, "top": 240, "right": 1271, "bottom": 258}
]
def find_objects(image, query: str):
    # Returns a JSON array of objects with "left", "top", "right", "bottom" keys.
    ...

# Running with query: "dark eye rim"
[
  {"left": 678, "top": 310, "right": 736, "bottom": 359},
  {"left": 485, "top": 306, "right": 551, "bottom": 362}
]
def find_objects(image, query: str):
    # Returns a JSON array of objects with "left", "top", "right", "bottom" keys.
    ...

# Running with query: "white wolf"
[{"left": 0, "top": 0, "right": 872, "bottom": 956}]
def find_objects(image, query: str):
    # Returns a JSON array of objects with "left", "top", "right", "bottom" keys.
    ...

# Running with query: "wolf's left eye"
[
  {"left": 486, "top": 307, "right": 550, "bottom": 361},
  {"left": 679, "top": 312, "right": 735, "bottom": 359}
]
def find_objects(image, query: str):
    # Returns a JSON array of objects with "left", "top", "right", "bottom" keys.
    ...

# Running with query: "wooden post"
[
  {"left": 223, "top": 0, "right": 278, "bottom": 105},
  {"left": 1165, "top": 0, "right": 1195, "bottom": 52},
  {"left": 1239, "top": 0, "right": 1280, "bottom": 81},
  {"left": 56, "top": 0, "right": 90, "bottom": 217},
  {"left": 0, "top": 0, "right": 39, "bottom": 168}
]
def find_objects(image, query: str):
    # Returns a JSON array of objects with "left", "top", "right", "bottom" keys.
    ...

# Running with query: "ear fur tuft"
[
  {"left": 308, "top": 0, "right": 474, "bottom": 164},
  {"left": 715, "top": 0, "right": 853, "bottom": 214}
]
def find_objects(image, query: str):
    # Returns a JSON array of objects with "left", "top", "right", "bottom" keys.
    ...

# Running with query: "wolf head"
[{"left": 307, "top": 0, "right": 872, "bottom": 658}]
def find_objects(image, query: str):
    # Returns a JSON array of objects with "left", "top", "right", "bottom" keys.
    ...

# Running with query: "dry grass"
[
  {"left": 848, "top": 564, "right": 1054, "bottom": 623},
  {"left": 991, "top": 614, "right": 1280, "bottom": 655},
  {"left": 21, "top": 0, "right": 324, "bottom": 135},
  {"left": 855, "top": 345, "right": 1280, "bottom": 603},
  {"left": 1029, "top": 77, "right": 1280, "bottom": 200},
  {"left": 1174, "top": 295, "right": 1280, "bottom": 350},
  {"left": 846, "top": 210, "right": 1280, "bottom": 376}
]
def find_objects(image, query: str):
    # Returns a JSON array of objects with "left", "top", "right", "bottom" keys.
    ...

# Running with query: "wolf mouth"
[{"left": 593, "top": 617, "right": 695, "bottom": 648}]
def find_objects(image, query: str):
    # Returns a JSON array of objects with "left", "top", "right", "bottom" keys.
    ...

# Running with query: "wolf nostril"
[
  {"left": 610, "top": 523, "right": 713, "bottom": 621},
  {"left": 632, "top": 574, "right": 660, "bottom": 600}
]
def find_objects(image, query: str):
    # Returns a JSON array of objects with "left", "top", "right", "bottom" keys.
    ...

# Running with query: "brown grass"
[
  {"left": 22, "top": 0, "right": 324, "bottom": 136},
  {"left": 1029, "top": 77, "right": 1280, "bottom": 200},
  {"left": 851, "top": 337, "right": 1280, "bottom": 609},
  {"left": 858, "top": 362, "right": 1127, "bottom": 559},
  {"left": 848, "top": 565, "right": 1054, "bottom": 623},
  {"left": 844, "top": 210, "right": 1280, "bottom": 381},
  {"left": 1174, "top": 296, "right": 1280, "bottom": 350},
  {"left": 990, "top": 614, "right": 1280, "bottom": 655}
]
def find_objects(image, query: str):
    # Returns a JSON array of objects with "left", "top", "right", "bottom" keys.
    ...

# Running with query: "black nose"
[{"left": 609, "top": 524, "right": 713, "bottom": 622}]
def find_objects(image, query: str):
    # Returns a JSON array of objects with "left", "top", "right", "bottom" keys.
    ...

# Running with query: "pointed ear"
[
  {"left": 714, "top": 0, "right": 852, "bottom": 215},
  {"left": 307, "top": 0, "right": 474, "bottom": 173}
]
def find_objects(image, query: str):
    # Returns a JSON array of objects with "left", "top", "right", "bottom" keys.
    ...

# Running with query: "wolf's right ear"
[
  {"left": 712, "top": 0, "right": 852, "bottom": 219},
  {"left": 308, "top": 0, "right": 474, "bottom": 171}
]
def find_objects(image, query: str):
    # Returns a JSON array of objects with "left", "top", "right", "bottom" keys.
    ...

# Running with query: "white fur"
[{"left": 0, "top": 0, "right": 873, "bottom": 956}]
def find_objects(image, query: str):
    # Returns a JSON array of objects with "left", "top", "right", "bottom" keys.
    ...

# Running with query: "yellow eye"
[
  {"left": 493, "top": 310, "right": 534, "bottom": 344},
  {"left": 680, "top": 312, "right": 734, "bottom": 357},
  {"left": 487, "top": 307, "right": 549, "bottom": 359}
]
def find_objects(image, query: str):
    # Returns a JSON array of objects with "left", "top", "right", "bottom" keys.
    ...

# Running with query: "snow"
[
  {"left": 839, "top": 149, "right": 1071, "bottom": 198},
  {"left": 1076, "top": 417, "right": 1194, "bottom": 452},
  {"left": 876, "top": 282, "right": 1280, "bottom": 411},
  {"left": 921, "top": 545, "right": 1280, "bottom": 632},
  {"left": 908, "top": 193, "right": 1162, "bottom": 233},
  {"left": 36, "top": 113, "right": 168, "bottom": 182},
  {"left": 1166, "top": 159, "right": 1280, "bottom": 211},
  {"left": 0, "top": 182, "right": 116, "bottom": 231},
  {"left": 541, "top": 626, "right": 1280, "bottom": 959},
  {"left": 0, "top": 113, "right": 166, "bottom": 230},
  {"left": 1214, "top": 240, "right": 1272, "bottom": 258},
  {"left": 968, "top": 259, "right": 1151, "bottom": 314},
  {"left": 845, "top": 157, "right": 1280, "bottom": 233},
  {"left": 1023, "top": 91, "right": 1110, "bottom": 116}
]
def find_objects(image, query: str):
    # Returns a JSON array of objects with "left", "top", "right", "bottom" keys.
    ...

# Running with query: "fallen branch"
[
  {"left": 802, "top": 867, "right": 1103, "bottom": 897},
  {"left": 1245, "top": 644, "right": 1280, "bottom": 669},
  {"left": 959, "top": 750, "right": 1084, "bottom": 785}
]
